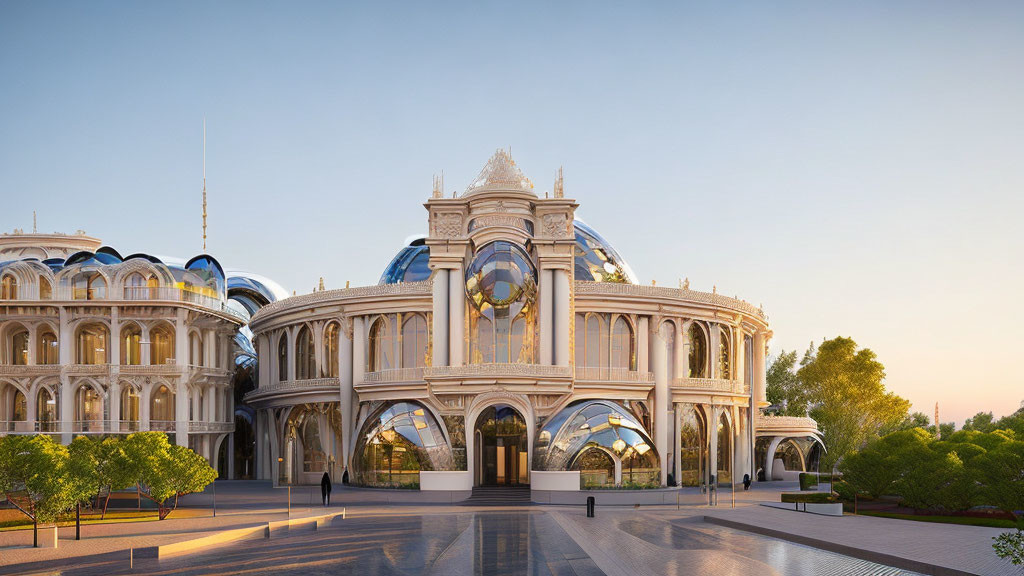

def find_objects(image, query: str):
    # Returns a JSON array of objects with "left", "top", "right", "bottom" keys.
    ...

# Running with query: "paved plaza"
[{"left": 1, "top": 482, "right": 1021, "bottom": 576}]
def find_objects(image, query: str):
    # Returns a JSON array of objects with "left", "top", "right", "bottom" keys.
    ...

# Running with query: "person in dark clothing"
[{"left": 321, "top": 472, "right": 332, "bottom": 506}]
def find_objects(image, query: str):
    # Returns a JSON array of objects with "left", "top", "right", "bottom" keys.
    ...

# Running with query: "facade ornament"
[
  {"left": 553, "top": 166, "right": 564, "bottom": 198},
  {"left": 683, "top": 277, "right": 690, "bottom": 290},
  {"left": 318, "top": 277, "right": 325, "bottom": 291},
  {"left": 495, "top": 200, "right": 507, "bottom": 213},
  {"left": 431, "top": 213, "right": 463, "bottom": 238},
  {"left": 339, "top": 315, "right": 353, "bottom": 340},
  {"left": 541, "top": 213, "right": 569, "bottom": 238}
]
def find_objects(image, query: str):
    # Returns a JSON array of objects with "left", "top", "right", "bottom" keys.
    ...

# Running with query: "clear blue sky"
[{"left": 3, "top": 1, "right": 1022, "bottom": 424}]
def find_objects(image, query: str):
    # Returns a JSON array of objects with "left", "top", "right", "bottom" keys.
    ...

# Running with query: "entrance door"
[{"left": 474, "top": 404, "right": 528, "bottom": 486}]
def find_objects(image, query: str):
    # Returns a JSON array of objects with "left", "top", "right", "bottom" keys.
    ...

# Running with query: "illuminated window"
[
  {"left": 0, "top": 275, "right": 16, "bottom": 300},
  {"left": 72, "top": 272, "right": 106, "bottom": 300},
  {"left": 38, "top": 276, "right": 51, "bottom": 300},
  {"left": 151, "top": 384, "right": 175, "bottom": 421},
  {"left": 121, "top": 324, "right": 142, "bottom": 365},
  {"left": 37, "top": 330, "right": 58, "bottom": 364},
  {"left": 75, "top": 385, "right": 103, "bottom": 423},
  {"left": 679, "top": 407, "right": 706, "bottom": 487},
  {"left": 717, "top": 412, "right": 732, "bottom": 486},
  {"left": 121, "top": 386, "right": 140, "bottom": 426},
  {"left": 323, "top": 322, "right": 340, "bottom": 377},
  {"left": 76, "top": 322, "right": 109, "bottom": 364},
  {"left": 688, "top": 323, "right": 707, "bottom": 378},
  {"left": 151, "top": 324, "right": 175, "bottom": 365},
  {"left": 11, "top": 329, "right": 28, "bottom": 365},
  {"left": 718, "top": 326, "right": 731, "bottom": 380},
  {"left": 36, "top": 388, "right": 56, "bottom": 428},
  {"left": 12, "top": 390, "right": 27, "bottom": 421}
]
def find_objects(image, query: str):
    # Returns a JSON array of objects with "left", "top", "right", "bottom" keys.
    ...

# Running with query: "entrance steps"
[{"left": 462, "top": 486, "right": 532, "bottom": 506}]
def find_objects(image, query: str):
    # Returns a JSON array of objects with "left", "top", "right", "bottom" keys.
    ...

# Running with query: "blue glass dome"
[{"left": 379, "top": 237, "right": 432, "bottom": 284}]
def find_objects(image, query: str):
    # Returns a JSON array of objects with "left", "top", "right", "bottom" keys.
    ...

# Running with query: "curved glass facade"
[
  {"left": 379, "top": 241, "right": 431, "bottom": 285},
  {"left": 352, "top": 401, "right": 454, "bottom": 488},
  {"left": 573, "top": 220, "right": 637, "bottom": 284},
  {"left": 465, "top": 241, "right": 537, "bottom": 364},
  {"left": 533, "top": 400, "right": 659, "bottom": 487}
]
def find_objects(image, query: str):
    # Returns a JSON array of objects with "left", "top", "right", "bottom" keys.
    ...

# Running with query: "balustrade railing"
[
  {"left": 188, "top": 421, "right": 234, "bottom": 433},
  {"left": 671, "top": 377, "right": 746, "bottom": 394},
  {"left": 756, "top": 414, "right": 819, "bottom": 430},
  {"left": 423, "top": 364, "right": 572, "bottom": 378},
  {"left": 363, "top": 367, "right": 425, "bottom": 384},
  {"left": 574, "top": 366, "right": 654, "bottom": 383}
]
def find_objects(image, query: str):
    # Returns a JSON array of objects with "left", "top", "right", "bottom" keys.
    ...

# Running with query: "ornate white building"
[
  {"left": 0, "top": 231, "right": 286, "bottom": 479},
  {"left": 245, "top": 150, "right": 823, "bottom": 491}
]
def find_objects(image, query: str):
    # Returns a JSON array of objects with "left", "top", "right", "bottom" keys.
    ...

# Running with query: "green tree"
[
  {"left": 994, "top": 529, "right": 1024, "bottom": 566},
  {"left": 797, "top": 337, "right": 911, "bottom": 471},
  {"left": 766, "top": 350, "right": 805, "bottom": 415},
  {"left": 963, "top": 412, "right": 996, "bottom": 433},
  {"left": 122, "top": 432, "right": 217, "bottom": 520},
  {"left": 0, "top": 435, "right": 78, "bottom": 523},
  {"left": 892, "top": 411, "right": 931, "bottom": 432},
  {"left": 971, "top": 440, "right": 1024, "bottom": 518}
]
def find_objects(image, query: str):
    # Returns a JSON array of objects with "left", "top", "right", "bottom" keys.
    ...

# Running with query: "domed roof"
[
  {"left": 463, "top": 149, "right": 535, "bottom": 196},
  {"left": 380, "top": 220, "right": 637, "bottom": 285}
]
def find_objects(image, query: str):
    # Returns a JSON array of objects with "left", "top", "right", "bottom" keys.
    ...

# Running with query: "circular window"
[{"left": 465, "top": 242, "right": 536, "bottom": 310}]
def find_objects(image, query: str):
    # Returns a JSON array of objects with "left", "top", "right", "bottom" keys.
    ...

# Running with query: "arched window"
[
  {"left": 717, "top": 412, "right": 732, "bottom": 486},
  {"left": 151, "top": 324, "right": 175, "bottom": 365},
  {"left": 73, "top": 272, "right": 106, "bottom": 300},
  {"left": 76, "top": 322, "right": 109, "bottom": 364},
  {"left": 121, "top": 386, "right": 140, "bottom": 430},
  {"left": 473, "top": 316, "right": 494, "bottom": 364},
  {"left": 368, "top": 317, "right": 393, "bottom": 371},
  {"left": 147, "top": 275, "right": 159, "bottom": 299},
  {"left": 679, "top": 407, "right": 706, "bottom": 487},
  {"left": 75, "top": 385, "right": 103, "bottom": 428},
  {"left": 401, "top": 314, "right": 428, "bottom": 369},
  {"left": 121, "top": 324, "right": 142, "bottom": 365},
  {"left": 11, "top": 329, "right": 29, "bottom": 365},
  {"left": 583, "top": 314, "right": 608, "bottom": 367},
  {"left": 296, "top": 326, "right": 314, "bottom": 379},
  {"left": 0, "top": 275, "right": 17, "bottom": 300},
  {"left": 718, "top": 327, "right": 731, "bottom": 380},
  {"left": 150, "top": 384, "right": 175, "bottom": 422},
  {"left": 37, "top": 330, "right": 58, "bottom": 364},
  {"left": 510, "top": 314, "right": 528, "bottom": 364},
  {"left": 323, "top": 322, "right": 340, "bottom": 377},
  {"left": 688, "top": 323, "right": 707, "bottom": 378},
  {"left": 36, "top": 388, "right": 56, "bottom": 430},
  {"left": 38, "top": 277, "right": 51, "bottom": 300},
  {"left": 189, "top": 332, "right": 203, "bottom": 366},
  {"left": 278, "top": 336, "right": 288, "bottom": 381},
  {"left": 12, "top": 390, "right": 27, "bottom": 421},
  {"left": 125, "top": 273, "right": 147, "bottom": 299},
  {"left": 610, "top": 317, "right": 634, "bottom": 370}
]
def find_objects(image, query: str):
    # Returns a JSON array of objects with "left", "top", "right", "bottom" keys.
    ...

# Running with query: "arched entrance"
[{"left": 474, "top": 404, "right": 528, "bottom": 487}]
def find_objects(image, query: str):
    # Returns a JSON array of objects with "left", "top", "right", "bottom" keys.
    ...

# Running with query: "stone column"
[
  {"left": 553, "top": 269, "right": 570, "bottom": 366},
  {"left": 59, "top": 373, "right": 72, "bottom": 444},
  {"left": 448, "top": 266, "right": 465, "bottom": 366},
  {"left": 175, "top": 377, "right": 189, "bottom": 447},
  {"left": 313, "top": 322, "right": 324, "bottom": 377},
  {"left": 339, "top": 316, "right": 355, "bottom": 471},
  {"left": 651, "top": 321, "right": 669, "bottom": 486},
  {"left": 673, "top": 321, "right": 685, "bottom": 383},
  {"left": 539, "top": 269, "right": 553, "bottom": 365},
  {"left": 286, "top": 327, "right": 296, "bottom": 382},
  {"left": 432, "top": 270, "right": 449, "bottom": 367},
  {"left": 58, "top": 309, "right": 73, "bottom": 442},
  {"left": 673, "top": 404, "right": 682, "bottom": 487},
  {"left": 732, "top": 327, "right": 744, "bottom": 386},
  {"left": 709, "top": 324, "right": 720, "bottom": 379},
  {"left": 753, "top": 331, "right": 767, "bottom": 406}
]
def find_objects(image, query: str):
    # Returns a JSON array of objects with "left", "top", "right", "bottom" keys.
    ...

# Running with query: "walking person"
[{"left": 321, "top": 471, "right": 332, "bottom": 506}]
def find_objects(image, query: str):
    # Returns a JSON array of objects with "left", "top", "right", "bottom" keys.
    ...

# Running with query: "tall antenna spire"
[
  {"left": 202, "top": 117, "right": 207, "bottom": 252},
  {"left": 32, "top": 211, "right": 37, "bottom": 233}
]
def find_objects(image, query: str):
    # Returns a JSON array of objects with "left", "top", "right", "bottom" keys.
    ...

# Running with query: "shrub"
[
  {"left": 994, "top": 528, "right": 1024, "bottom": 566},
  {"left": 832, "top": 480, "right": 857, "bottom": 502},
  {"left": 799, "top": 472, "right": 818, "bottom": 491},
  {"left": 781, "top": 492, "right": 834, "bottom": 504}
]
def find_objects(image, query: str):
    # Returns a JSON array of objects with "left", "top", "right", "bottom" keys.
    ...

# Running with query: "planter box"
[
  {"left": 420, "top": 471, "right": 472, "bottom": 491},
  {"left": 762, "top": 501, "right": 844, "bottom": 517}
]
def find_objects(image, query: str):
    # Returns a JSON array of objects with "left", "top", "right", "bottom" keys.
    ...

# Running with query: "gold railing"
[
  {"left": 672, "top": 377, "right": 747, "bottom": 394},
  {"left": 363, "top": 367, "right": 425, "bottom": 384},
  {"left": 574, "top": 366, "right": 654, "bottom": 382}
]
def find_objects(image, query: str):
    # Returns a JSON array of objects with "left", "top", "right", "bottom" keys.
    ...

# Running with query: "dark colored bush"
[{"left": 781, "top": 492, "right": 834, "bottom": 504}]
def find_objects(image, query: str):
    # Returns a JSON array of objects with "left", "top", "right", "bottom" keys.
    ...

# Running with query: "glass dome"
[
  {"left": 465, "top": 241, "right": 536, "bottom": 310},
  {"left": 351, "top": 401, "right": 455, "bottom": 488},
  {"left": 533, "top": 399, "right": 659, "bottom": 472},
  {"left": 573, "top": 220, "right": 637, "bottom": 284},
  {"left": 379, "top": 238, "right": 431, "bottom": 285}
]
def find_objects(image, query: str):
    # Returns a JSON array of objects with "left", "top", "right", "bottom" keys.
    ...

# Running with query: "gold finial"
[
  {"left": 553, "top": 166, "right": 564, "bottom": 198},
  {"left": 202, "top": 117, "right": 208, "bottom": 252},
  {"left": 32, "top": 211, "right": 37, "bottom": 234},
  {"left": 292, "top": 290, "right": 296, "bottom": 296},
  {"left": 345, "top": 280, "right": 350, "bottom": 289},
  {"left": 318, "top": 277, "right": 325, "bottom": 291},
  {"left": 651, "top": 279, "right": 657, "bottom": 286},
  {"left": 683, "top": 277, "right": 690, "bottom": 290},
  {"left": 713, "top": 285, "right": 717, "bottom": 294}
]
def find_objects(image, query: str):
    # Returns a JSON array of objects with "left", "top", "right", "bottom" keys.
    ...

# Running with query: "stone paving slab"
[{"left": 695, "top": 505, "right": 1024, "bottom": 576}]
